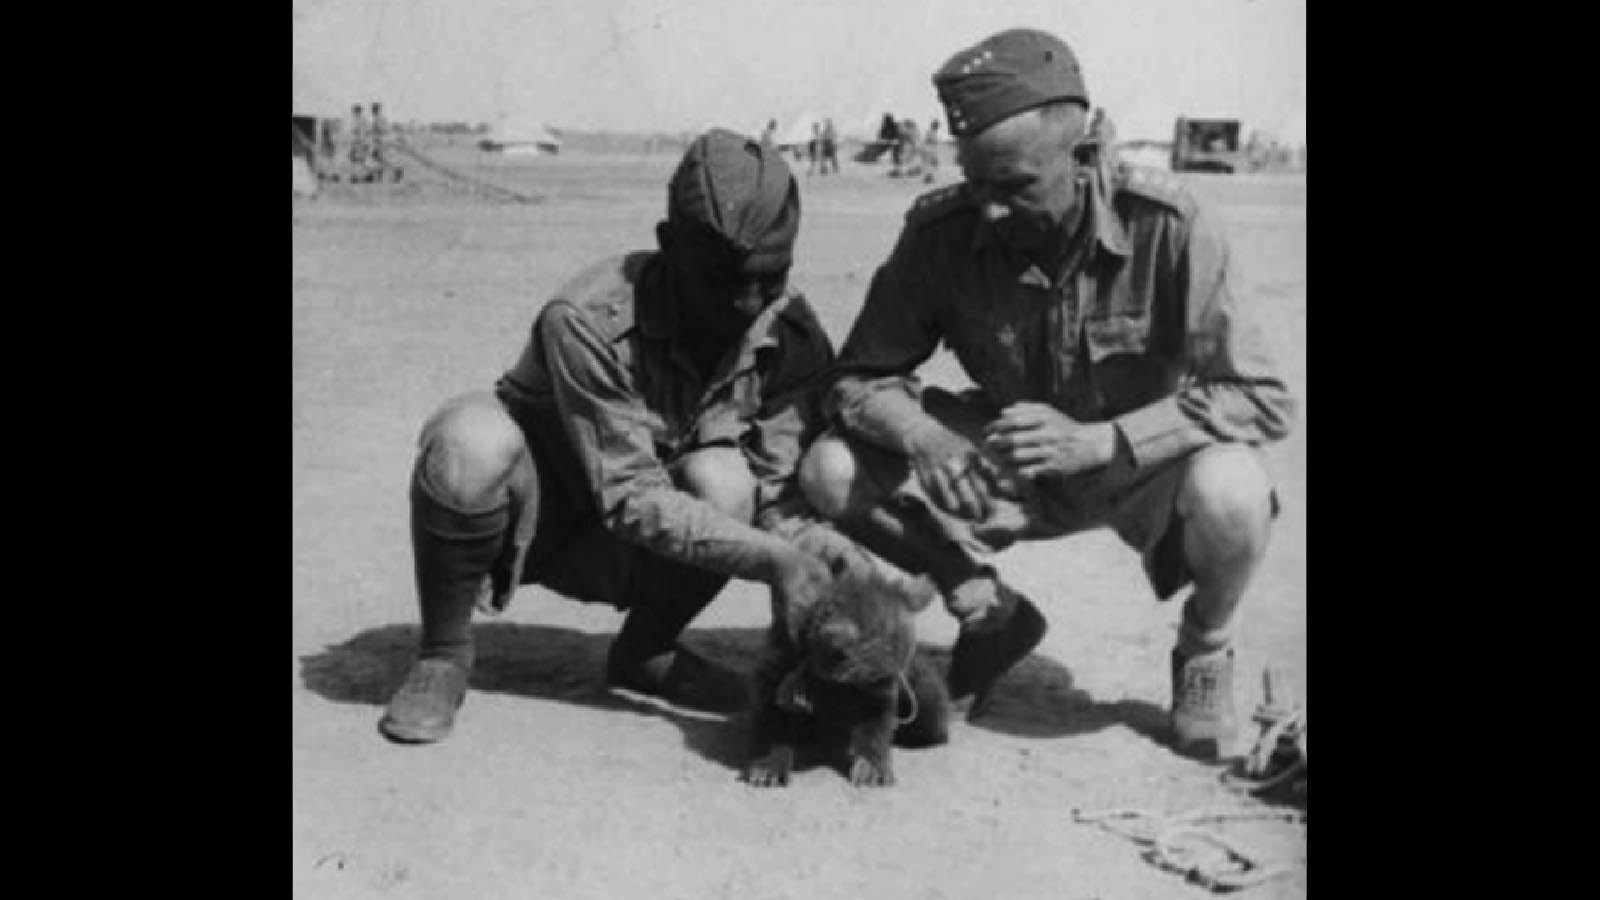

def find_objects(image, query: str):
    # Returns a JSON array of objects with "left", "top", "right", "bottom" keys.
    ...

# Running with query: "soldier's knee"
[
  {"left": 674, "top": 446, "right": 756, "bottom": 521},
  {"left": 415, "top": 394, "right": 528, "bottom": 511},
  {"left": 799, "top": 434, "right": 866, "bottom": 520},
  {"left": 1178, "top": 445, "right": 1273, "bottom": 550}
]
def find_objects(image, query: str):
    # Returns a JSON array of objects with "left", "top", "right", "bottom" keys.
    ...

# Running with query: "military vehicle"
[{"left": 1171, "top": 117, "right": 1242, "bottom": 174}]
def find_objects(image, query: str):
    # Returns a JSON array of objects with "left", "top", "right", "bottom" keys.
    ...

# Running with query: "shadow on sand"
[{"left": 299, "top": 623, "right": 1174, "bottom": 770}]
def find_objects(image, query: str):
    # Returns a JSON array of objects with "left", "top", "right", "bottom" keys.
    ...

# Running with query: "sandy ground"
[{"left": 292, "top": 154, "right": 1307, "bottom": 900}]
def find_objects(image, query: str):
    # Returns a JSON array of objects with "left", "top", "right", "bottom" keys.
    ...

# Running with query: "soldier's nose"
[
  {"left": 731, "top": 281, "right": 766, "bottom": 318},
  {"left": 980, "top": 201, "right": 1011, "bottom": 223}
]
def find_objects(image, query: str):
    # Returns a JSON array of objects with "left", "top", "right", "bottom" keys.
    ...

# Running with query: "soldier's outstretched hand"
[
  {"left": 905, "top": 422, "right": 997, "bottom": 521},
  {"left": 983, "top": 402, "right": 1118, "bottom": 479}
]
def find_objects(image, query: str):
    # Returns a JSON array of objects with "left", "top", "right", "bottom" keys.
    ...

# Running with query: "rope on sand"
[
  {"left": 388, "top": 143, "right": 544, "bottom": 204},
  {"left": 1071, "top": 806, "right": 1304, "bottom": 892}
]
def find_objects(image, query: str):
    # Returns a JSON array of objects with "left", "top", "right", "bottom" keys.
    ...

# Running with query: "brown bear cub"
[{"left": 744, "top": 526, "right": 950, "bottom": 787}]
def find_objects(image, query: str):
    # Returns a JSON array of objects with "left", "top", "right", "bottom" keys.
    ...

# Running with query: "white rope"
[{"left": 1072, "top": 806, "right": 1304, "bottom": 892}]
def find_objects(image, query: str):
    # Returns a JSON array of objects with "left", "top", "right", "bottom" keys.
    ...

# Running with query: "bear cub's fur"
[{"left": 744, "top": 532, "right": 950, "bottom": 788}]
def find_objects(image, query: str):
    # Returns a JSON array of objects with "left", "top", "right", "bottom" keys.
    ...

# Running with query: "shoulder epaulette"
[
  {"left": 1114, "top": 164, "right": 1195, "bottom": 217},
  {"left": 904, "top": 183, "right": 972, "bottom": 229}
]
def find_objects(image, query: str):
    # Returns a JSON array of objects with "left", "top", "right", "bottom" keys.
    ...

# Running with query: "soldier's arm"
[
  {"left": 1113, "top": 203, "right": 1296, "bottom": 468},
  {"left": 534, "top": 301, "right": 808, "bottom": 584},
  {"left": 824, "top": 227, "right": 948, "bottom": 454}
]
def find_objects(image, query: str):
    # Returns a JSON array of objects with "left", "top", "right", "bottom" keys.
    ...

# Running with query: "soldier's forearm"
[{"left": 831, "top": 378, "right": 937, "bottom": 455}]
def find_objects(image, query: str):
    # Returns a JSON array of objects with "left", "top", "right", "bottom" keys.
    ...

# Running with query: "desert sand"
[{"left": 292, "top": 152, "right": 1307, "bottom": 899}]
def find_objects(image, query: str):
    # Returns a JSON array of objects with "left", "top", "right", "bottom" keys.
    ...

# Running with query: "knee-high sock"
[{"left": 411, "top": 480, "right": 509, "bottom": 669}]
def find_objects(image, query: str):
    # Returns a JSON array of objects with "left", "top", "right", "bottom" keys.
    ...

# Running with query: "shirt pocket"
[{"left": 1084, "top": 313, "right": 1151, "bottom": 363}]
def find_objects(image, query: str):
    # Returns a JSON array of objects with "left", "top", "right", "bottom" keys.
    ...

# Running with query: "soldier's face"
[
  {"left": 683, "top": 259, "right": 789, "bottom": 327},
  {"left": 958, "top": 109, "right": 1081, "bottom": 252}
]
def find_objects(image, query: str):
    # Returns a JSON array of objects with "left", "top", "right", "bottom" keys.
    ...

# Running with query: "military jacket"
[
  {"left": 827, "top": 164, "right": 1294, "bottom": 469},
  {"left": 498, "top": 252, "right": 835, "bottom": 573}
]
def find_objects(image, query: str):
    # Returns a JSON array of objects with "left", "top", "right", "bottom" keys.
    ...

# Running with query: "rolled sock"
[{"left": 1176, "top": 601, "right": 1232, "bottom": 657}]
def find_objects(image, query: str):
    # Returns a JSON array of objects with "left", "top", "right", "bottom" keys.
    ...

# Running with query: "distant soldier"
[
  {"left": 370, "top": 101, "right": 398, "bottom": 182},
  {"left": 820, "top": 119, "right": 840, "bottom": 175},
  {"left": 345, "top": 104, "right": 370, "bottom": 181},
  {"left": 759, "top": 119, "right": 778, "bottom": 149},
  {"left": 807, "top": 121, "right": 821, "bottom": 176},
  {"left": 896, "top": 118, "right": 921, "bottom": 178}
]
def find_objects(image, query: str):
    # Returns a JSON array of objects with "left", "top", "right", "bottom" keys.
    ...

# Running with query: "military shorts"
[
  {"left": 845, "top": 388, "right": 1279, "bottom": 600},
  {"left": 485, "top": 391, "right": 730, "bottom": 612}
]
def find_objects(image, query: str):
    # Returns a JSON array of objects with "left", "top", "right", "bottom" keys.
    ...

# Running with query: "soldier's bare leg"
[
  {"left": 382, "top": 392, "right": 537, "bottom": 743},
  {"left": 1175, "top": 445, "right": 1274, "bottom": 650},
  {"left": 1167, "top": 444, "right": 1275, "bottom": 758},
  {"left": 799, "top": 434, "right": 984, "bottom": 591}
]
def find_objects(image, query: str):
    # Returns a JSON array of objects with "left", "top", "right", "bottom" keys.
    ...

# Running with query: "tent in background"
[{"left": 479, "top": 114, "right": 562, "bottom": 155}]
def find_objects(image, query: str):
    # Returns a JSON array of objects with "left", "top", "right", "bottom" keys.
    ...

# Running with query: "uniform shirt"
[
  {"left": 497, "top": 252, "right": 836, "bottom": 576},
  {"left": 827, "top": 164, "right": 1294, "bottom": 471}
]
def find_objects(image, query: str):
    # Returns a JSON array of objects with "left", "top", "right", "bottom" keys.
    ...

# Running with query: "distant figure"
[
  {"left": 921, "top": 119, "right": 942, "bottom": 183},
  {"left": 894, "top": 117, "right": 921, "bottom": 178},
  {"left": 807, "top": 121, "right": 822, "bottom": 175},
  {"left": 878, "top": 113, "right": 899, "bottom": 145},
  {"left": 345, "top": 104, "right": 371, "bottom": 181},
  {"left": 370, "top": 101, "right": 402, "bottom": 183},
  {"left": 820, "top": 118, "right": 840, "bottom": 175},
  {"left": 760, "top": 118, "right": 778, "bottom": 148}
]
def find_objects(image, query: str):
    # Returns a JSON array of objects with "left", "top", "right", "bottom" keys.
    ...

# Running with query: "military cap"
[
  {"left": 933, "top": 28, "right": 1089, "bottom": 137},
  {"left": 666, "top": 128, "right": 799, "bottom": 273}
]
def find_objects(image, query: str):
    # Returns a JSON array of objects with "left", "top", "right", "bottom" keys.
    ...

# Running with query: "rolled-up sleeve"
[
  {"left": 535, "top": 301, "right": 790, "bottom": 579},
  {"left": 825, "top": 229, "right": 947, "bottom": 453},
  {"left": 1114, "top": 204, "right": 1296, "bottom": 467}
]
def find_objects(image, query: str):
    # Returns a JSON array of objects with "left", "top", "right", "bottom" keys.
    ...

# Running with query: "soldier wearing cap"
[
  {"left": 798, "top": 28, "right": 1295, "bottom": 759},
  {"left": 381, "top": 129, "right": 843, "bottom": 744},
  {"left": 344, "top": 104, "right": 370, "bottom": 181}
]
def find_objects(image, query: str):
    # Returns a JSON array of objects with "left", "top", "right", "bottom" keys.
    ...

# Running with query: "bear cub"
[{"left": 744, "top": 530, "right": 950, "bottom": 788}]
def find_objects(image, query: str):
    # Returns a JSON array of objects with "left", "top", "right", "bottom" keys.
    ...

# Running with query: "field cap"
[
  {"left": 933, "top": 28, "right": 1089, "bottom": 137},
  {"left": 667, "top": 128, "right": 799, "bottom": 274}
]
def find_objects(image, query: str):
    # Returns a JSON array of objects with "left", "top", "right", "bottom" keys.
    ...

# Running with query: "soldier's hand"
[
  {"left": 767, "top": 548, "right": 834, "bottom": 621},
  {"left": 982, "top": 403, "right": 1117, "bottom": 479},
  {"left": 905, "top": 423, "right": 996, "bottom": 521}
]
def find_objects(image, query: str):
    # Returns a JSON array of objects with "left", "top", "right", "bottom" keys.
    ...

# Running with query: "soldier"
[
  {"left": 820, "top": 118, "right": 840, "bottom": 175},
  {"left": 369, "top": 101, "right": 400, "bottom": 182},
  {"left": 380, "top": 129, "right": 838, "bottom": 744},
  {"left": 344, "top": 104, "right": 370, "bottom": 182},
  {"left": 798, "top": 28, "right": 1294, "bottom": 759},
  {"left": 896, "top": 118, "right": 921, "bottom": 178}
]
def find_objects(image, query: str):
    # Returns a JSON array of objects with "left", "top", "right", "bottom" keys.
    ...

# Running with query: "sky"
[{"left": 293, "top": 0, "right": 1305, "bottom": 140}]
